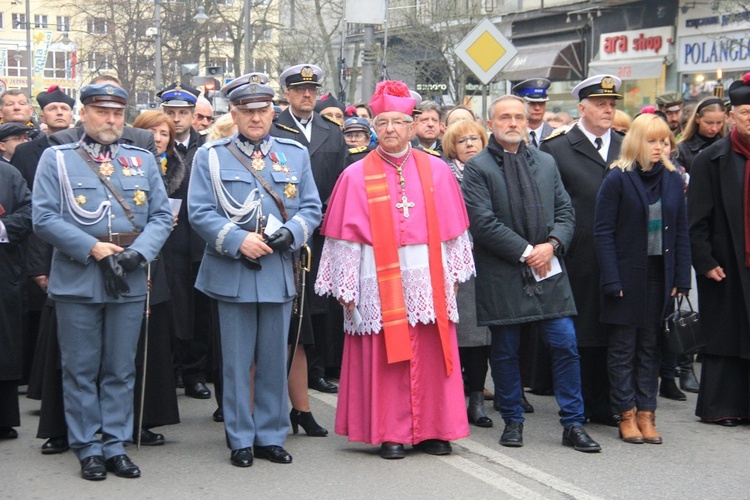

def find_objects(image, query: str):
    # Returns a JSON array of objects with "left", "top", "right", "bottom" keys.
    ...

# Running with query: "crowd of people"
[{"left": 1, "top": 65, "right": 749, "bottom": 481}]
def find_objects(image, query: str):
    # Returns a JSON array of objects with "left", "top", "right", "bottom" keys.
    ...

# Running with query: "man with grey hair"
[
  {"left": 541, "top": 75, "right": 624, "bottom": 426},
  {"left": 192, "top": 97, "right": 215, "bottom": 133},
  {"left": 1, "top": 89, "right": 41, "bottom": 140},
  {"left": 463, "top": 94, "right": 600, "bottom": 452},
  {"left": 413, "top": 100, "right": 444, "bottom": 157}
]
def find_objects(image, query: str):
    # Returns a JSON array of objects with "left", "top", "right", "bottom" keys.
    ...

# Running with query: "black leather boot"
[
  {"left": 679, "top": 357, "right": 700, "bottom": 393},
  {"left": 467, "top": 391, "right": 493, "bottom": 427}
]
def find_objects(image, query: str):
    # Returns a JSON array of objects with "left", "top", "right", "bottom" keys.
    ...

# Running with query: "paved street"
[{"left": 3, "top": 377, "right": 748, "bottom": 499}]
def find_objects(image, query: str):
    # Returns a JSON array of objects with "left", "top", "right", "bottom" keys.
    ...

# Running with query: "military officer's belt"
[{"left": 96, "top": 232, "right": 141, "bottom": 247}]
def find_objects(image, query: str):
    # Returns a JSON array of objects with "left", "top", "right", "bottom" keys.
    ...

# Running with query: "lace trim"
[{"left": 315, "top": 235, "right": 475, "bottom": 335}]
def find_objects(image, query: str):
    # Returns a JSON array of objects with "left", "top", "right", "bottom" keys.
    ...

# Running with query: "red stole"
[
  {"left": 731, "top": 127, "right": 750, "bottom": 267},
  {"left": 362, "top": 149, "right": 453, "bottom": 376}
]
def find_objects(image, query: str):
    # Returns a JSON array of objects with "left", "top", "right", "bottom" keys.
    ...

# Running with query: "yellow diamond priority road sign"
[{"left": 454, "top": 19, "right": 518, "bottom": 85}]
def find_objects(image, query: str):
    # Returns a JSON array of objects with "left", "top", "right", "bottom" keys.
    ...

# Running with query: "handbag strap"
[
  {"left": 676, "top": 295, "right": 695, "bottom": 312},
  {"left": 226, "top": 141, "right": 288, "bottom": 222},
  {"left": 75, "top": 147, "right": 140, "bottom": 231}
]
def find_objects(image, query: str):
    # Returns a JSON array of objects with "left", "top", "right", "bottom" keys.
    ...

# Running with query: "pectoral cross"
[{"left": 396, "top": 195, "right": 415, "bottom": 218}]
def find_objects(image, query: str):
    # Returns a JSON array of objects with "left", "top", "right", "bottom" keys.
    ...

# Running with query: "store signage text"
[
  {"left": 678, "top": 34, "right": 750, "bottom": 71},
  {"left": 598, "top": 26, "right": 672, "bottom": 61}
]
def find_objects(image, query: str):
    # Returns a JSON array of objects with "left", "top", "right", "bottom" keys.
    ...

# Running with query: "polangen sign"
[{"left": 678, "top": 33, "right": 750, "bottom": 72}]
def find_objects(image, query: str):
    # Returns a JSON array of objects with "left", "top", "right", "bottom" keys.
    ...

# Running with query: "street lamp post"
[
  {"left": 154, "top": 0, "right": 162, "bottom": 91},
  {"left": 24, "top": 0, "right": 32, "bottom": 97},
  {"left": 193, "top": 4, "right": 210, "bottom": 76}
]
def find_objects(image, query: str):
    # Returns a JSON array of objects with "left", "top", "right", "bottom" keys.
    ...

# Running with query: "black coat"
[
  {"left": 462, "top": 147, "right": 577, "bottom": 325},
  {"left": 688, "top": 136, "right": 750, "bottom": 358},
  {"left": 594, "top": 166, "right": 691, "bottom": 327},
  {"left": 272, "top": 109, "right": 348, "bottom": 314},
  {"left": 540, "top": 126, "right": 623, "bottom": 346},
  {"left": 0, "top": 162, "right": 33, "bottom": 380},
  {"left": 675, "top": 133, "right": 719, "bottom": 174},
  {"left": 10, "top": 135, "right": 50, "bottom": 189}
]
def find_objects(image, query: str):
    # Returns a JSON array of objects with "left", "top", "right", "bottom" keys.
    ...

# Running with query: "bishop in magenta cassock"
[{"left": 315, "top": 80, "right": 474, "bottom": 459}]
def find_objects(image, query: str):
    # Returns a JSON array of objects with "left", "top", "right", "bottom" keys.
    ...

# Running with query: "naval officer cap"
[
  {"left": 220, "top": 72, "right": 269, "bottom": 97},
  {"left": 227, "top": 77, "right": 275, "bottom": 110},
  {"left": 0, "top": 122, "right": 31, "bottom": 141},
  {"left": 36, "top": 85, "right": 75, "bottom": 110},
  {"left": 279, "top": 64, "right": 324, "bottom": 88},
  {"left": 729, "top": 73, "right": 750, "bottom": 107},
  {"left": 157, "top": 83, "right": 200, "bottom": 107},
  {"left": 80, "top": 83, "right": 128, "bottom": 108},
  {"left": 572, "top": 75, "right": 622, "bottom": 101},
  {"left": 512, "top": 78, "right": 551, "bottom": 102}
]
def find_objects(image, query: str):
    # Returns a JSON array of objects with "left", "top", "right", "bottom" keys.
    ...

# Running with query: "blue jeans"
[{"left": 490, "top": 317, "right": 585, "bottom": 428}]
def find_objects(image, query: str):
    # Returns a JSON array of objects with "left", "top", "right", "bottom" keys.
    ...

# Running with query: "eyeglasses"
[
  {"left": 195, "top": 113, "right": 214, "bottom": 123},
  {"left": 456, "top": 135, "right": 481, "bottom": 145},
  {"left": 373, "top": 118, "right": 412, "bottom": 130},
  {"left": 289, "top": 85, "right": 320, "bottom": 95},
  {"left": 345, "top": 131, "right": 368, "bottom": 139}
]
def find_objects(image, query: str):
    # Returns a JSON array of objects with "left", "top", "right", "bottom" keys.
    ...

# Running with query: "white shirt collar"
[{"left": 577, "top": 121, "right": 611, "bottom": 161}]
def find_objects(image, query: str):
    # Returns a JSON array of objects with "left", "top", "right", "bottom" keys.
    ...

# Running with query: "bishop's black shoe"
[
  {"left": 414, "top": 439, "right": 452, "bottom": 455},
  {"left": 41, "top": 436, "right": 69, "bottom": 454},
  {"left": 380, "top": 442, "right": 406, "bottom": 459}
]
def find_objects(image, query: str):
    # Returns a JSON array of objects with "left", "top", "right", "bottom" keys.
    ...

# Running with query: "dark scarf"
[
  {"left": 487, "top": 136, "right": 548, "bottom": 295},
  {"left": 730, "top": 127, "right": 750, "bottom": 267},
  {"left": 637, "top": 161, "right": 664, "bottom": 205}
]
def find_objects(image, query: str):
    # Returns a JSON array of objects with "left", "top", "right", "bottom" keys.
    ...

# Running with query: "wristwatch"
[{"left": 547, "top": 238, "right": 561, "bottom": 256}]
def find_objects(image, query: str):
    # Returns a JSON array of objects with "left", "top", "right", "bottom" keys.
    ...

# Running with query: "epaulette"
[
  {"left": 52, "top": 142, "right": 79, "bottom": 151},
  {"left": 275, "top": 136, "right": 306, "bottom": 150},
  {"left": 543, "top": 123, "right": 575, "bottom": 142},
  {"left": 321, "top": 114, "right": 343, "bottom": 127},
  {"left": 205, "top": 137, "right": 232, "bottom": 148},
  {"left": 275, "top": 123, "right": 299, "bottom": 134},
  {"left": 349, "top": 146, "right": 367, "bottom": 154},
  {"left": 119, "top": 143, "right": 151, "bottom": 154},
  {"left": 421, "top": 147, "right": 441, "bottom": 157}
]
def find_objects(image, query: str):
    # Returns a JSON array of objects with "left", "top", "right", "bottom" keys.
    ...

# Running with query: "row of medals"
[
  {"left": 251, "top": 150, "right": 297, "bottom": 199},
  {"left": 75, "top": 161, "right": 147, "bottom": 206}
]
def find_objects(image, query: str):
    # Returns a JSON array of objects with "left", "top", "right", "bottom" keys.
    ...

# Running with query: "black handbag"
[{"left": 663, "top": 296, "right": 704, "bottom": 355}]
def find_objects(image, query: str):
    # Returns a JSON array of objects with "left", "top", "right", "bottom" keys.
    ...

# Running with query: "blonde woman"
[
  {"left": 206, "top": 113, "right": 237, "bottom": 141},
  {"left": 594, "top": 114, "right": 691, "bottom": 445}
]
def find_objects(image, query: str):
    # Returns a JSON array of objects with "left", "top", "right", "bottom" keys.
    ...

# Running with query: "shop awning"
[
  {"left": 497, "top": 41, "right": 584, "bottom": 81},
  {"left": 588, "top": 57, "right": 665, "bottom": 80}
]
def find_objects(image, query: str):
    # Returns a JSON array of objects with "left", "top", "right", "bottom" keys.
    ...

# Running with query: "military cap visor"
[
  {"left": 572, "top": 75, "right": 622, "bottom": 101},
  {"left": 80, "top": 84, "right": 128, "bottom": 108},
  {"left": 512, "top": 78, "right": 551, "bottom": 102},
  {"left": 344, "top": 117, "right": 370, "bottom": 134},
  {"left": 280, "top": 64, "right": 324, "bottom": 88},
  {"left": 0, "top": 123, "right": 31, "bottom": 141}
]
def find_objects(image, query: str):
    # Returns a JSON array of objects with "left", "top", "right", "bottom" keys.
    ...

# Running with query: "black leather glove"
[
  {"left": 98, "top": 254, "right": 130, "bottom": 298},
  {"left": 240, "top": 255, "right": 262, "bottom": 271},
  {"left": 265, "top": 227, "right": 294, "bottom": 251},
  {"left": 116, "top": 249, "right": 146, "bottom": 273}
]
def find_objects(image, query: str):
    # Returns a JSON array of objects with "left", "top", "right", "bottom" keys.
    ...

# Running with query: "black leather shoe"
[
  {"left": 0, "top": 427, "right": 18, "bottom": 439},
  {"left": 308, "top": 377, "right": 338, "bottom": 393},
  {"left": 105, "top": 454, "right": 141, "bottom": 478},
  {"left": 499, "top": 421, "right": 524, "bottom": 447},
  {"left": 80, "top": 455, "right": 107, "bottom": 481},
  {"left": 716, "top": 418, "right": 740, "bottom": 427},
  {"left": 588, "top": 413, "right": 621, "bottom": 427},
  {"left": 185, "top": 382, "right": 211, "bottom": 399},
  {"left": 659, "top": 378, "right": 687, "bottom": 401},
  {"left": 380, "top": 442, "right": 405, "bottom": 459},
  {"left": 562, "top": 425, "right": 601, "bottom": 453},
  {"left": 254, "top": 445, "right": 293, "bottom": 464},
  {"left": 213, "top": 407, "right": 224, "bottom": 422},
  {"left": 521, "top": 394, "right": 534, "bottom": 413},
  {"left": 136, "top": 429, "right": 164, "bottom": 446},
  {"left": 414, "top": 439, "right": 452, "bottom": 455},
  {"left": 41, "top": 436, "right": 69, "bottom": 454},
  {"left": 230, "top": 447, "right": 253, "bottom": 467}
]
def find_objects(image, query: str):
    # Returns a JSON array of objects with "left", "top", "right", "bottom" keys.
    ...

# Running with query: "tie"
[
  {"left": 530, "top": 131, "right": 538, "bottom": 148},
  {"left": 176, "top": 143, "right": 188, "bottom": 156},
  {"left": 595, "top": 137, "right": 603, "bottom": 151}
]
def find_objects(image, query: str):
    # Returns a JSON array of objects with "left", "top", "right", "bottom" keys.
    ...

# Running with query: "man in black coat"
[
  {"left": 0, "top": 154, "right": 33, "bottom": 439},
  {"left": 463, "top": 95, "right": 600, "bottom": 453},
  {"left": 540, "top": 75, "right": 624, "bottom": 425},
  {"left": 157, "top": 82, "right": 213, "bottom": 401},
  {"left": 273, "top": 64, "right": 348, "bottom": 392}
]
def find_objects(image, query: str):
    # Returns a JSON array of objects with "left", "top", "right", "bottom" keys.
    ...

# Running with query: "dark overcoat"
[
  {"left": 540, "top": 126, "right": 622, "bottom": 346},
  {"left": 688, "top": 136, "right": 750, "bottom": 358},
  {"left": 0, "top": 162, "right": 33, "bottom": 381},
  {"left": 594, "top": 165, "right": 692, "bottom": 327},
  {"left": 462, "top": 147, "right": 577, "bottom": 326}
]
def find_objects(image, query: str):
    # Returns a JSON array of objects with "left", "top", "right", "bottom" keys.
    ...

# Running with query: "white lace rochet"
[{"left": 315, "top": 231, "right": 475, "bottom": 335}]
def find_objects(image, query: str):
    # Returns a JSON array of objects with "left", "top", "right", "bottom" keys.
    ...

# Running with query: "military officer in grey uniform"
[
  {"left": 188, "top": 74, "right": 322, "bottom": 468},
  {"left": 32, "top": 84, "right": 173, "bottom": 481},
  {"left": 512, "top": 78, "right": 555, "bottom": 148}
]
